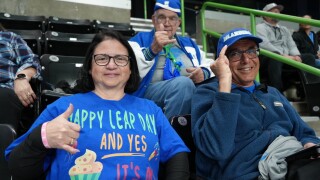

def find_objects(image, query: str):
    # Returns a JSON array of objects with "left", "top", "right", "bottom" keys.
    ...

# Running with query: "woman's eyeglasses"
[{"left": 93, "top": 54, "right": 130, "bottom": 67}]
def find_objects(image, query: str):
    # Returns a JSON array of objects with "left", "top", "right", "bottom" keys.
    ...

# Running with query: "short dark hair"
[{"left": 76, "top": 30, "right": 140, "bottom": 93}]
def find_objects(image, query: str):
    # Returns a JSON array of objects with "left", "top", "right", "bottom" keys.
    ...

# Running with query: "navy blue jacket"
[{"left": 191, "top": 78, "right": 320, "bottom": 180}]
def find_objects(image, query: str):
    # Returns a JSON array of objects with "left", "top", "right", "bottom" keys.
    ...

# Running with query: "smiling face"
[
  {"left": 227, "top": 39, "right": 260, "bottom": 87},
  {"left": 152, "top": 9, "right": 181, "bottom": 39},
  {"left": 90, "top": 39, "right": 131, "bottom": 93}
]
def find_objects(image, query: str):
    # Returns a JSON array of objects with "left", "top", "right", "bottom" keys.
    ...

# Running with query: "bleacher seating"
[
  {"left": 44, "top": 31, "right": 94, "bottom": 56},
  {"left": 39, "top": 54, "right": 84, "bottom": 111},
  {"left": 170, "top": 114, "right": 196, "bottom": 179},
  {"left": 0, "top": 12, "right": 134, "bottom": 59},
  {"left": 47, "top": 16, "right": 93, "bottom": 34},
  {"left": 0, "top": 12, "right": 46, "bottom": 32},
  {"left": 299, "top": 71, "right": 320, "bottom": 116},
  {"left": 40, "top": 54, "right": 84, "bottom": 89},
  {"left": 93, "top": 20, "right": 135, "bottom": 39},
  {"left": 8, "top": 29, "right": 43, "bottom": 55}
]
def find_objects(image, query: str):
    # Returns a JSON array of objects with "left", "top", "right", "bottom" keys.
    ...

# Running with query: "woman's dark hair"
[{"left": 75, "top": 30, "right": 140, "bottom": 93}]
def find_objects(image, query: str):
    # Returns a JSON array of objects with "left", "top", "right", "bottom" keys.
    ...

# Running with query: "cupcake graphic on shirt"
[{"left": 69, "top": 149, "right": 103, "bottom": 180}]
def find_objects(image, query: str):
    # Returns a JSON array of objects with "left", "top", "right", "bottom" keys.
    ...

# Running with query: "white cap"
[{"left": 262, "top": 3, "right": 284, "bottom": 12}]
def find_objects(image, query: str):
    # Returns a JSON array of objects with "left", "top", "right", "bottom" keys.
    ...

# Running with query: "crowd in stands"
[
  {"left": 257, "top": 3, "right": 320, "bottom": 93},
  {"left": 292, "top": 15, "right": 320, "bottom": 68},
  {"left": 1, "top": 0, "right": 320, "bottom": 179}
]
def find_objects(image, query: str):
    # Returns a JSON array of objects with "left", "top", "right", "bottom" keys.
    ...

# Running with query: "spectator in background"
[
  {"left": 0, "top": 23, "right": 41, "bottom": 134},
  {"left": 129, "top": 0, "right": 213, "bottom": 119},
  {"left": 5, "top": 30, "right": 190, "bottom": 179},
  {"left": 292, "top": 15, "right": 320, "bottom": 67},
  {"left": 256, "top": 3, "right": 318, "bottom": 92},
  {"left": 316, "top": 30, "right": 320, "bottom": 46},
  {"left": 191, "top": 28, "right": 320, "bottom": 179}
]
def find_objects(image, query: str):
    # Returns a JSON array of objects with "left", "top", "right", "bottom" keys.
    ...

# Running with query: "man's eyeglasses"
[
  {"left": 227, "top": 48, "right": 260, "bottom": 62},
  {"left": 156, "top": 15, "right": 179, "bottom": 25},
  {"left": 93, "top": 54, "right": 130, "bottom": 67}
]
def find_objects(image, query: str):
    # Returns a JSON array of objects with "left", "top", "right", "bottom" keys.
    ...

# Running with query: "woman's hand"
[{"left": 46, "top": 104, "right": 81, "bottom": 154}]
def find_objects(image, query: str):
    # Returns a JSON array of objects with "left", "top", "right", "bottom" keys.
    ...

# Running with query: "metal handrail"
[
  {"left": 143, "top": 0, "right": 185, "bottom": 36},
  {"left": 200, "top": 2, "right": 320, "bottom": 77}
]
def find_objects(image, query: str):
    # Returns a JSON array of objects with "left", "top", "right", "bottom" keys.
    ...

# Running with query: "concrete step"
[
  {"left": 304, "top": 118, "right": 320, "bottom": 137},
  {"left": 290, "top": 101, "right": 320, "bottom": 136},
  {"left": 291, "top": 101, "right": 308, "bottom": 116},
  {"left": 130, "top": 17, "right": 152, "bottom": 23}
]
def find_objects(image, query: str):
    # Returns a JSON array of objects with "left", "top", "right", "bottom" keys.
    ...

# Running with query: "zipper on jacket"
[{"left": 252, "top": 94, "right": 267, "bottom": 110}]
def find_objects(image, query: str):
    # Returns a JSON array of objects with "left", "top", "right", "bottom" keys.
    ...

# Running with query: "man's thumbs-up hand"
[
  {"left": 151, "top": 23, "right": 176, "bottom": 54},
  {"left": 46, "top": 103, "right": 81, "bottom": 154}
]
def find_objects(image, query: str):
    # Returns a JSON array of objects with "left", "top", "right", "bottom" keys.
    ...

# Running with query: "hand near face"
[
  {"left": 14, "top": 79, "right": 36, "bottom": 107},
  {"left": 46, "top": 104, "right": 81, "bottom": 154},
  {"left": 210, "top": 45, "right": 232, "bottom": 92},
  {"left": 186, "top": 67, "right": 204, "bottom": 83},
  {"left": 151, "top": 23, "right": 176, "bottom": 54}
]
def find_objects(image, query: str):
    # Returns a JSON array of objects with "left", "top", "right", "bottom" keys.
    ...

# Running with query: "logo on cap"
[
  {"left": 223, "top": 30, "right": 251, "bottom": 42},
  {"left": 164, "top": 1, "right": 169, "bottom": 6}
]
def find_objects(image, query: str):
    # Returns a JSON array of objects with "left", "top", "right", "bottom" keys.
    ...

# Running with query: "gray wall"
[
  {"left": 0, "top": 0, "right": 131, "bottom": 23},
  {"left": 196, "top": 10, "right": 320, "bottom": 45}
]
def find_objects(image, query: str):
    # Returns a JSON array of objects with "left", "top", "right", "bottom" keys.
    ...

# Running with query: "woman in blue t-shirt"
[{"left": 5, "top": 30, "right": 190, "bottom": 180}]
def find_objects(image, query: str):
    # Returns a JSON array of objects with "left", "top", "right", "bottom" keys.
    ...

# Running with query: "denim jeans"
[{"left": 144, "top": 76, "right": 196, "bottom": 119}]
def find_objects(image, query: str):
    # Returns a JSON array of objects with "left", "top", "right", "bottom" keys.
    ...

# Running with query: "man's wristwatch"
[{"left": 14, "top": 73, "right": 27, "bottom": 80}]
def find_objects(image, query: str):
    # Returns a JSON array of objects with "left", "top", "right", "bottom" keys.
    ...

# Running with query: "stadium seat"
[
  {"left": 170, "top": 114, "right": 196, "bottom": 180},
  {"left": 8, "top": 29, "right": 43, "bottom": 55},
  {"left": 44, "top": 31, "right": 94, "bottom": 56},
  {"left": 93, "top": 20, "right": 135, "bottom": 39},
  {"left": 47, "top": 16, "right": 93, "bottom": 34},
  {"left": 39, "top": 54, "right": 84, "bottom": 112},
  {"left": 0, "top": 124, "right": 17, "bottom": 180},
  {"left": 0, "top": 12, "right": 46, "bottom": 32},
  {"left": 299, "top": 71, "right": 320, "bottom": 116}
]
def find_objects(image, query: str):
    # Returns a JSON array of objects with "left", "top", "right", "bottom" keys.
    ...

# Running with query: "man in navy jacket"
[{"left": 191, "top": 28, "right": 320, "bottom": 179}]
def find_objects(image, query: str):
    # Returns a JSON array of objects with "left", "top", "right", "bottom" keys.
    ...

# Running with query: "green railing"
[
  {"left": 200, "top": 2, "right": 320, "bottom": 78},
  {"left": 143, "top": 0, "right": 185, "bottom": 36}
]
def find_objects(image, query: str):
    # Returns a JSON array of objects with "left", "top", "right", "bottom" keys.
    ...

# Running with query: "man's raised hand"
[{"left": 151, "top": 23, "right": 176, "bottom": 54}]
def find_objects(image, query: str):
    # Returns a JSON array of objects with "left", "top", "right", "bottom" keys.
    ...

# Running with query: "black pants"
[
  {"left": 0, "top": 88, "right": 36, "bottom": 136},
  {"left": 0, "top": 88, "right": 23, "bottom": 131},
  {"left": 260, "top": 53, "right": 318, "bottom": 92}
]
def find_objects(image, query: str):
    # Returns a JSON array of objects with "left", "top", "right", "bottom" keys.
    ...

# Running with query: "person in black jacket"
[{"left": 292, "top": 15, "right": 320, "bottom": 67}]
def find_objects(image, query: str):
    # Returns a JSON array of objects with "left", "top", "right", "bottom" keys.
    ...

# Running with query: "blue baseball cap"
[
  {"left": 217, "top": 28, "right": 263, "bottom": 57},
  {"left": 154, "top": 0, "right": 181, "bottom": 16}
]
